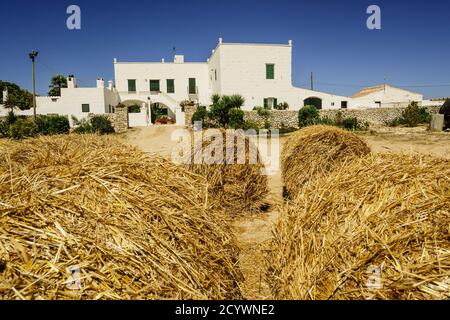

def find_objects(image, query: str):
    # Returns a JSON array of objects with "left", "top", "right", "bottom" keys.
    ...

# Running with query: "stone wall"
[
  {"left": 184, "top": 104, "right": 198, "bottom": 126},
  {"left": 88, "top": 104, "right": 128, "bottom": 133},
  {"left": 182, "top": 105, "right": 441, "bottom": 129},
  {"left": 244, "top": 110, "right": 298, "bottom": 128},
  {"left": 320, "top": 106, "right": 440, "bottom": 126}
]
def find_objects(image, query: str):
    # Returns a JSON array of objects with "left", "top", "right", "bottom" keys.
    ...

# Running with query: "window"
[
  {"left": 266, "top": 64, "right": 275, "bottom": 80},
  {"left": 166, "top": 79, "right": 175, "bottom": 93},
  {"left": 331, "top": 102, "right": 335, "bottom": 106},
  {"left": 188, "top": 78, "right": 196, "bottom": 94},
  {"left": 215, "top": 70, "right": 217, "bottom": 81},
  {"left": 82, "top": 104, "right": 90, "bottom": 113},
  {"left": 150, "top": 80, "right": 160, "bottom": 92},
  {"left": 128, "top": 79, "right": 136, "bottom": 92},
  {"left": 263, "top": 97, "right": 277, "bottom": 109},
  {"left": 341, "top": 101, "right": 348, "bottom": 109}
]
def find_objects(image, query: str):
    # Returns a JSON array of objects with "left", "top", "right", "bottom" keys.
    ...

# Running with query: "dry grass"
[
  {"left": 0, "top": 134, "right": 243, "bottom": 300},
  {"left": 187, "top": 129, "right": 269, "bottom": 215},
  {"left": 267, "top": 153, "right": 450, "bottom": 300},
  {"left": 282, "top": 125, "right": 371, "bottom": 198}
]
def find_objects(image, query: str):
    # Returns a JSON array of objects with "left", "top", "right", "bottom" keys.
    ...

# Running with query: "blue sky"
[{"left": 0, "top": 0, "right": 449, "bottom": 98}]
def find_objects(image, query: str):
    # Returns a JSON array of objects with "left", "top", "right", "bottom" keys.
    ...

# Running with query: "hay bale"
[
  {"left": 0, "top": 134, "right": 243, "bottom": 300},
  {"left": 282, "top": 125, "right": 370, "bottom": 198},
  {"left": 187, "top": 129, "right": 269, "bottom": 215},
  {"left": 267, "top": 153, "right": 450, "bottom": 300}
]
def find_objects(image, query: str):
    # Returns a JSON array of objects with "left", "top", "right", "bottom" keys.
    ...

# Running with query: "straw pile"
[
  {"left": 266, "top": 153, "right": 450, "bottom": 300},
  {"left": 0, "top": 134, "right": 243, "bottom": 300},
  {"left": 187, "top": 129, "right": 269, "bottom": 215},
  {"left": 282, "top": 125, "right": 370, "bottom": 198}
]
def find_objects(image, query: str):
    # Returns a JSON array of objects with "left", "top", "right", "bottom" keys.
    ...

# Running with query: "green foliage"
[
  {"left": 274, "top": 102, "right": 289, "bottom": 110},
  {"left": 298, "top": 105, "right": 320, "bottom": 127},
  {"left": 241, "top": 120, "right": 260, "bottom": 131},
  {"left": 48, "top": 74, "right": 68, "bottom": 96},
  {"left": 8, "top": 118, "right": 38, "bottom": 139},
  {"left": 317, "top": 116, "right": 335, "bottom": 126},
  {"left": 208, "top": 94, "right": 245, "bottom": 127},
  {"left": 0, "top": 80, "right": 33, "bottom": 110},
  {"left": 340, "top": 117, "right": 367, "bottom": 131},
  {"left": 228, "top": 108, "right": 245, "bottom": 129},
  {"left": 71, "top": 116, "right": 93, "bottom": 134},
  {"left": 35, "top": 115, "right": 70, "bottom": 135},
  {"left": 91, "top": 115, "right": 115, "bottom": 134},
  {"left": 127, "top": 104, "right": 141, "bottom": 113},
  {"left": 440, "top": 100, "right": 450, "bottom": 129},
  {"left": 0, "top": 119, "right": 9, "bottom": 137},
  {"left": 191, "top": 106, "right": 208, "bottom": 124},
  {"left": 385, "top": 117, "right": 403, "bottom": 127},
  {"left": 254, "top": 107, "right": 270, "bottom": 118},
  {"left": 401, "top": 102, "right": 431, "bottom": 127},
  {"left": 5, "top": 111, "right": 18, "bottom": 126}
]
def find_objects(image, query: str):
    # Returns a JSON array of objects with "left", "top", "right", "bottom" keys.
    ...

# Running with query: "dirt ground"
[{"left": 123, "top": 125, "right": 450, "bottom": 299}]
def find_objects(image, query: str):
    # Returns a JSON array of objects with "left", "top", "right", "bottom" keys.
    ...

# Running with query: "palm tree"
[{"left": 48, "top": 74, "right": 68, "bottom": 96}]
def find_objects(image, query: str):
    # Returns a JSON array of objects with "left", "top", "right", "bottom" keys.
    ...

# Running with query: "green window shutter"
[
  {"left": 266, "top": 64, "right": 274, "bottom": 79},
  {"left": 82, "top": 104, "right": 90, "bottom": 113},
  {"left": 273, "top": 98, "right": 278, "bottom": 108},
  {"left": 128, "top": 80, "right": 136, "bottom": 92},
  {"left": 167, "top": 79, "right": 175, "bottom": 93},
  {"left": 189, "top": 78, "right": 196, "bottom": 94},
  {"left": 150, "top": 80, "right": 160, "bottom": 92},
  {"left": 264, "top": 98, "right": 268, "bottom": 109}
]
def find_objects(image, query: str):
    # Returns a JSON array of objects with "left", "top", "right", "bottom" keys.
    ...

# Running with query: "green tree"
[
  {"left": 208, "top": 94, "right": 245, "bottom": 127},
  {"left": 0, "top": 80, "right": 33, "bottom": 110},
  {"left": 48, "top": 74, "right": 68, "bottom": 96},
  {"left": 298, "top": 105, "right": 320, "bottom": 127}
]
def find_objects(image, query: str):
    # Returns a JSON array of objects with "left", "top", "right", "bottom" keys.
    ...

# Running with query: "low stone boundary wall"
[
  {"left": 88, "top": 104, "right": 128, "bottom": 133},
  {"left": 183, "top": 105, "right": 441, "bottom": 129}
]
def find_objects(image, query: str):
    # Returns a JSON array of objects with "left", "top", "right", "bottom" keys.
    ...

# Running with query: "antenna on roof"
[{"left": 173, "top": 47, "right": 176, "bottom": 55}]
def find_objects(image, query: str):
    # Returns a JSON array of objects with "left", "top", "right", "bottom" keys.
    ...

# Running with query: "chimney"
[
  {"left": 288, "top": 40, "right": 293, "bottom": 46},
  {"left": 219, "top": 37, "right": 223, "bottom": 44},
  {"left": 96, "top": 78, "right": 105, "bottom": 88},
  {"left": 162, "top": 58, "right": 165, "bottom": 63},
  {"left": 174, "top": 55, "right": 184, "bottom": 63},
  {"left": 67, "top": 76, "right": 77, "bottom": 89},
  {"left": 108, "top": 80, "right": 114, "bottom": 90}
]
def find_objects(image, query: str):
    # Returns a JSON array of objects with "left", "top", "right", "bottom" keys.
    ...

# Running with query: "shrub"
[
  {"left": 401, "top": 101, "right": 430, "bottom": 127},
  {"left": 0, "top": 119, "right": 9, "bottom": 137},
  {"left": 385, "top": 117, "right": 403, "bottom": 127},
  {"left": 255, "top": 107, "right": 270, "bottom": 118},
  {"left": 127, "top": 104, "right": 141, "bottom": 113},
  {"left": 191, "top": 106, "right": 208, "bottom": 124},
  {"left": 8, "top": 118, "right": 38, "bottom": 139},
  {"left": 317, "top": 116, "right": 335, "bottom": 126},
  {"left": 208, "top": 94, "right": 245, "bottom": 127},
  {"left": 91, "top": 115, "right": 115, "bottom": 134},
  {"left": 298, "top": 105, "right": 320, "bottom": 127},
  {"left": 241, "top": 120, "right": 260, "bottom": 131},
  {"left": 35, "top": 115, "right": 70, "bottom": 135},
  {"left": 274, "top": 102, "right": 289, "bottom": 110},
  {"left": 342, "top": 117, "right": 369, "bottom": 131},
  {"left": 228, "top": 108, "right": 245, "bottom": 129},
  {"left": 5, "top": 110, "right": 17, "bottom": 126},
  {"left": 439, "top": 99, "right": 450, "bottom": 130}
]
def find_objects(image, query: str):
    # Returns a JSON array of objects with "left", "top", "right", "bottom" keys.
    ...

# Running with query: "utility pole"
[
  {"left": 29, "top": 50, "right": 38, "bottom": 120},
  {"left": 310, "top": 72, "right": 314, "bottom": 91}
]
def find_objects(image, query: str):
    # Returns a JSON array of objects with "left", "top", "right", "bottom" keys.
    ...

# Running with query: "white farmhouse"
[{"left": 1, "top": 39, "right": 428, "bottom": 126}]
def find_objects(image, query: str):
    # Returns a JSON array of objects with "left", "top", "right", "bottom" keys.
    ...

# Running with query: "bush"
[
  {"left": 241, "top": 120, "right": 260, "bottom": 131},
  {"left": 401, "top": 102, "right": 430, "bottom": 127},
  {"left": 439, "top": 99, "right": 450, "bottom": 130},
  {"left": 0, "top": 119, "right": 9, "bottom": 137},
  {"left": 317, "top": 116, "right": 335, "bottom": 126},
  {"left": 8, "top": 118, "right": 38, "bottom": 139},
  {"left": 274, "top": 102, "right": 289, "bottom": 110},
  {"left": 35, "top": 115, "right": 70, "bottom": 135},
  {"left": 254, "top": 107, "right": 270, "bottom": 118},
  {"left": 208, "top": 94, "right": 245, "bottom": 127},
  {"left": 91, "top": 115, "right": 115, "bottom": 134},
  {"left": 5, "top": 110, "right": 17, "bottom": 126},
  {"left": 298, "top": 105, "right": 320, "bottom": 127},
  {"left": 228, "top": 108, "right": 245, "bottom": 129},
  {"left": 191, "top": 106, "right": 208, "bottom": 124},
  {"left": 385, "top": 117, "right": 403, "bottom": 127}
]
